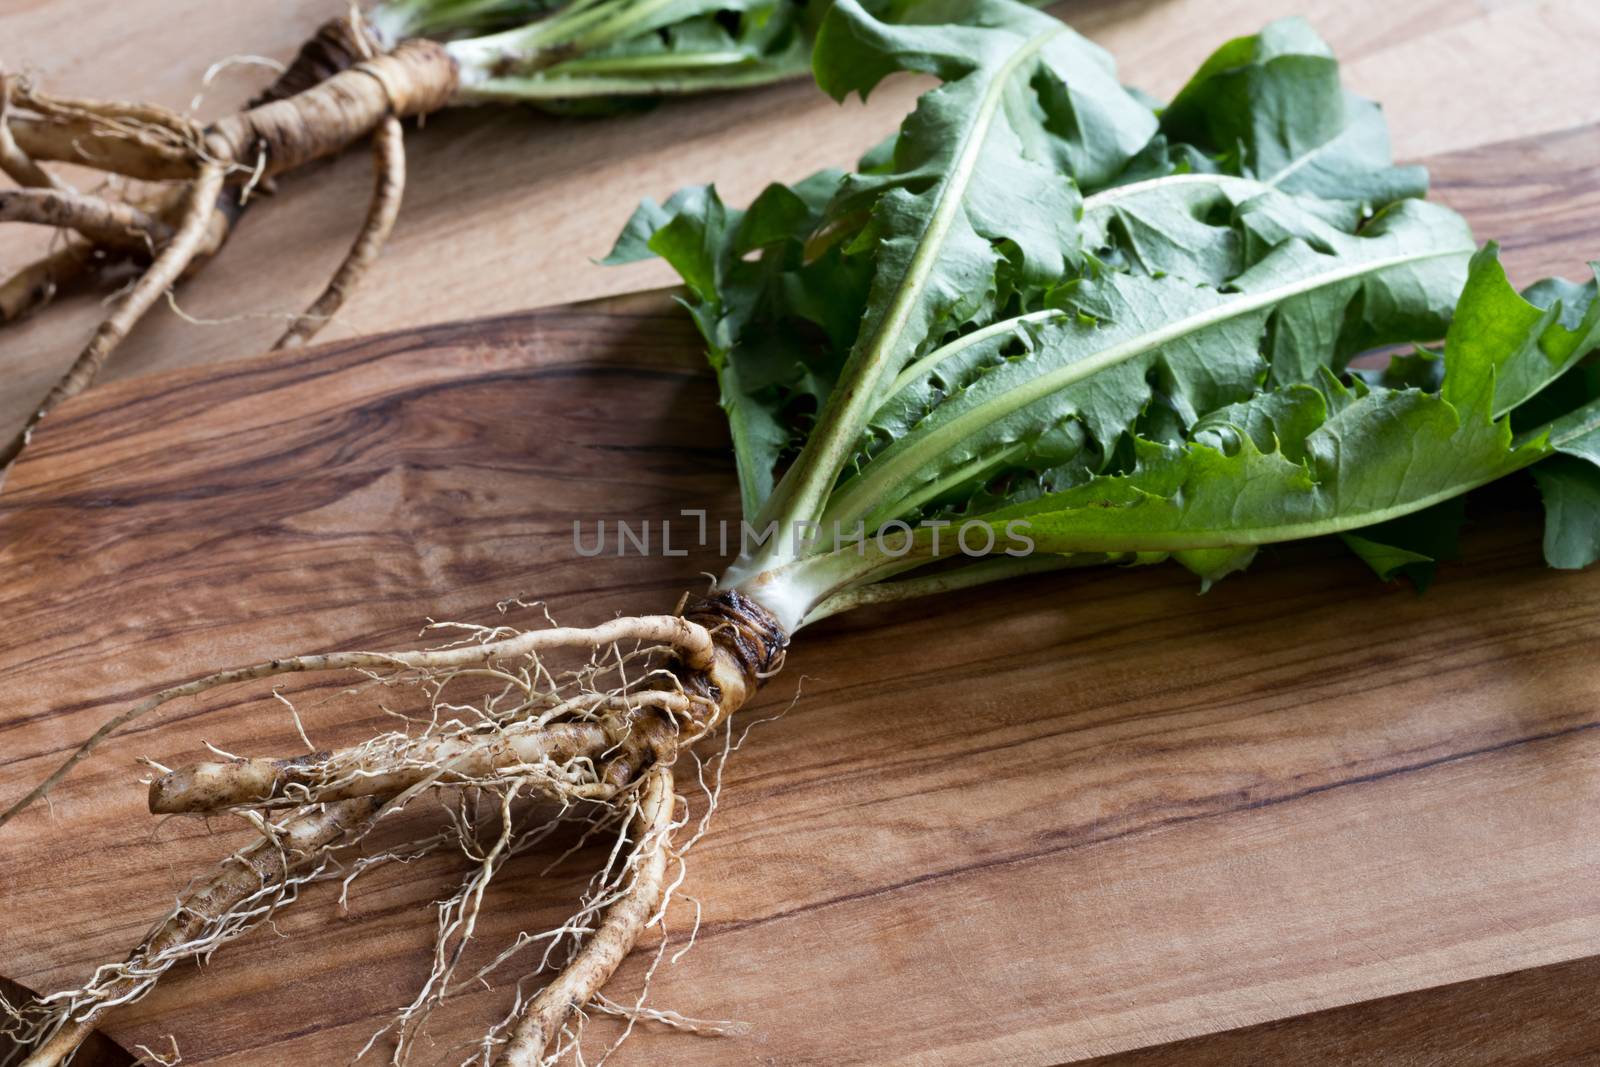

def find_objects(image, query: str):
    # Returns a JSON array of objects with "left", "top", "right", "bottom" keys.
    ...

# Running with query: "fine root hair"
[
  {"left": 491, "top": 764, "right": 677, "bottom": 1066},
  {"left": 5, "top": 594, "right": 783, "bottom": 1066},
  {"left": 1, "top": 797, "right": 384, "bottom": 1067},
  {"left": 1, "top": 613, "right": 715, "bottom": 831}
]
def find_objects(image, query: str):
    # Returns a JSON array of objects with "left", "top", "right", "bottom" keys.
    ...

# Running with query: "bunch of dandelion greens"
[
  {"left": 0, "top": 0, "right": 827, "bottom": 474},
  {"left": 5, "top": 2, "right": 1600, "bottom": 1064}
]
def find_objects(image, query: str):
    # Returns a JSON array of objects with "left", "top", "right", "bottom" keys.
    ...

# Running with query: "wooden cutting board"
[{"left": 2, "top": 142, "right": 1600, "bottom": 1067}]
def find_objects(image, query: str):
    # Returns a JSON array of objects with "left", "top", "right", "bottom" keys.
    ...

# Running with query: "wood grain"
[
  {"left": 1076, "top": 954, "right": 1600, "bottom": 1067},
  {"left": 4, "top": 2, "right": 1600, "bottom": 1065},
  {"left": 7, "top": 0, "right": 1600, "bottom": 445},
  {"left": 3, "top": 119, "right": 1600, "bottom": 1064}
]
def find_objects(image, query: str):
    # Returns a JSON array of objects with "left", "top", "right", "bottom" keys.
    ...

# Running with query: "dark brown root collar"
[
  {"left": 250, "top": 16, "right": 383, "bottom": 107},
  {"left": 682, "top": 589, "right": 788, "bottom": 703},
  {"left": 593, "top": 593, "right": 787, "bottom": 791}
]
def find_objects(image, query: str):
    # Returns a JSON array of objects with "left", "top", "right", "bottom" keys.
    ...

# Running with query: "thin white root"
[
  {"left": 0, "top": 615, "right": 714, "bottom": 830},
  {"left": 275, "top": 114, "right": 404, "bottom": 349},
  {"left": 5, "top": 797, "right": 382, "bottom": 1067},
  {"left": 0, "top": 161, "right": 224, "bottom": 469},
  {"left": 588, "top": 993, "right": 747, "bottom": 1038},
  {"left": 131, "top": 1035, "right": 181, "bottom": 1066},
  {"left": 493, "top": 766, "right": 676, "bottom": 1066},
  {"left": 374, "top": 785, "right": 536, "bottom": 1064}
]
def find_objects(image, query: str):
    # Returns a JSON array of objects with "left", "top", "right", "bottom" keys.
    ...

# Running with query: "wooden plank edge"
[{"left": 1068, "top": 953, "right": 1600, "bottom": 1067}]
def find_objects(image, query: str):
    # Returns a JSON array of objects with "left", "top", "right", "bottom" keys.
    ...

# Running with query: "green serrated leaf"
[
  {"left": 822, "top": 199, "right": 1473, "bottom": 533},
  {"left": 607, "top": 3, "right": 1600, "bottom": 628},
  {"left": 972, "top": 249, "right": 1600, "bottom": 560},
  {"left": 1174, "top": 546, "right": 1259, "bottom": 591},
  {"left": 1156, "top": 17, "right": 1425, "bottom": 207},
  {"left": 1340, "top": 534, "right": 1434, "bottom": 583},
  {"left": 1443, "top": 246, "right": 1600, "bottom": 417},
  {"left": 1532, "top": 456, "right": 1600, "bottom": 569},
  {"left": 1338, "top": 497, "right": 1466, "bottom": 590},
  {"left": 749, "top": 0, "right": 1158, "bottom": 545}
]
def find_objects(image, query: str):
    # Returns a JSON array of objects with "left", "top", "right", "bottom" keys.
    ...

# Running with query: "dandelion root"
[
  {"left": 0, "top": 76, "right": 64, "bottom": 190},
  {"left": 7, "top": 797, "right": 383, "bottom": 1067},
  {"left": 0, "top": 13, "right": 462, "bottom": 471},
  {"left": 273, "top": 113, "right": 405, "bottom": 349},
  {"left": 0, "top": 242, "right": 94, "bottom": 324},
  {"left": 0, "top": 162, "right": 224, "bottom": 469},
  {"left": 202, "top": 39, "right": 454, "bottom": 179},
  {"left": 0, "top": 613, "right": 713, "bottom": 830},
  {"left": 149, "top": 719, "right": 611, "bottom": 813},
  {"left": 0, "top": 187, "right": 171, "bottom": 250},
  {"left": 495, "top": 765, "right": 676, "bottom": 1066},
  {"left": 7, "top": 592, "right": 786, "bottom": 1065}
]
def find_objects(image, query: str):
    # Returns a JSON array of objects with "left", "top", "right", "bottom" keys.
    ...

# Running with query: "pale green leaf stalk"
[
  {"left": 368, "top": 0, "right": 1057, "bottom": 107},
  {"left": 368, "top": 0, "right": 820, "bottom": 108}
]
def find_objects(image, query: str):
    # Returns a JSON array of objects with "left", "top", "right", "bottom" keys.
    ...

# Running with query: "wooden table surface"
[{"left": 3, "top": 2, "right": 1600, "bottom": 1066}]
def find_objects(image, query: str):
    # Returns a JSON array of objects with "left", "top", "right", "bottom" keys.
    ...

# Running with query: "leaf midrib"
[
  {"left": 823, "top": 243, "right": 1470, "bottom": 529},
  {"left": 750, "top": 23, "right": 1069, "bottom": 539},
  {"left": 880, "top": 174, "right": 1273, "bottom": 401},
  {"left": 1082, "top": 171, "right": 1265, "bottom": 212},
  {"left": 1019, "top": 463, "right": 1520, "bottom": 552}
]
